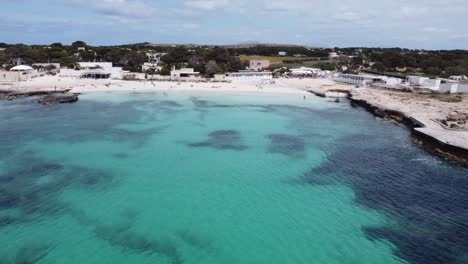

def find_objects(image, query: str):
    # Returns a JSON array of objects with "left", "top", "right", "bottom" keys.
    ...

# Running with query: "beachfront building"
[
  {"left": 0, "top": 65, "right": 38, "bottom": 82},
  {"left": 449, "top": 75, "right": 468, "bottom": 81},
  {"left": 380, "top": 76, "right": 403, "bottom": 86},
  {"left": 215, "top": 71, "right": 273, "bottom": 82},
  {"left": 334, "top": 73, "right": 384, "bottom": 86},
  {"left": 60, "top": 62, "right": 125, "bottom": 79},
  {"left": 406, "top": 75, "right": 442, "bottom": 91},
  {"left": 289, "top": 67, "right": 321, "bottom": 77},
  {"left": 249, "top": 60, "right": 270, "bottom": 72},
  {"left": 438, "top": 83, "right": 468, "bottom": 94},
  {"left": 170, "top": 68, "right": 201, "bottom": 81},
  {"left": 80, "top": 70, "right": 111, "bottom": 79},
  {"left": 451, "top": 84, "right": 468, "bottom": 93}
]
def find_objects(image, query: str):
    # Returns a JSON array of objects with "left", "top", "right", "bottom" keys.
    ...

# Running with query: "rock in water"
[{"left": 38, "top": 93, "right": 79, "bottom": 105}]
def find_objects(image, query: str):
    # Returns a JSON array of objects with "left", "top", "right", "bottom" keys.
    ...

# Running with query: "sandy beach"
[{"left": 1, "top": 75, "right": 312, "bottom": 95}]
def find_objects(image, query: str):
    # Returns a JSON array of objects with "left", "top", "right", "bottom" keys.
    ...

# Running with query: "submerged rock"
[{"left": 38, "top": 93, "right": 79, "bottom": 105}]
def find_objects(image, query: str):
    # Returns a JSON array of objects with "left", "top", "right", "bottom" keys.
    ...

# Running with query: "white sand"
[{"left": 1, "top": 75, "right": 315, "bottom": 96}]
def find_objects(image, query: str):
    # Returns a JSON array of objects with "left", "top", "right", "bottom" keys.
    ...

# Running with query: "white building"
[
  {"left": 407, "top": 75, "right": 441, "bottom": 91},
  {"left": 249, "top": 60, "right": 270, "bottom": 71},
  {"left": 170, "top": 68, "right": 201, "bottom": 81},
  {"left": 380, "top": 76, "right": 403, "bottom": 86},
  {"left": 80, "top": 70, "right": 111, "bottom": 79},
  {"left": 407, "top": 75, "right": 432, "bottom": 86},
  {"left": 278, "top": 51, "right": 287, "bottom": 56},
  {"left": 60, "top": 62, "right": 125, "bottom": 79},
  {"left": 289, "top": 67, "right": 320, "bottom": 77},
  {"left": 451, "top": 83, "right": 468, "bottom": 93},
  {"left": 334, "top": 74, "right": 384, "bottom": 86},
  {"left": 0, "top": 65, "right": 38, "bottom": 82},
  {"left": 217, "top": 71, "right": 273, "bottom": 82},
  {"left": 449, "top": 75, "right": 467, "bottom": 81}
]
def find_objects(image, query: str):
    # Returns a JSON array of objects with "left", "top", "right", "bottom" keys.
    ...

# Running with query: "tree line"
[{"left": 1, "top": 42, "right": 467, "bottom": 78}]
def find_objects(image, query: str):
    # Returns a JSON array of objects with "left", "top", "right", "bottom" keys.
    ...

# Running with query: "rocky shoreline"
[
  {"left": 308, "top": 89, "right": 468, "bottom": 167},
  {"left": 0, "top": 89, "right": 79, "bottom": 105}
]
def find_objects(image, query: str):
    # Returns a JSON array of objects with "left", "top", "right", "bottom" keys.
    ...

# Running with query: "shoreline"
[
  {"left": 2, "top": 76, "right": 467, "bottom": 167},
  {"left": 304, "top": 83, "right": 468, "bottom": 167}
]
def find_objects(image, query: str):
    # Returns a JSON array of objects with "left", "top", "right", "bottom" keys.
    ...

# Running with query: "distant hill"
[{"left": 143, "top": 43, "right": 321, "bottom": 49}]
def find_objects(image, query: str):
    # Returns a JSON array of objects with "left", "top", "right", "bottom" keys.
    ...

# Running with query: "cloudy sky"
[{"left": 1, "top": 0, "right": 467, "bottom": 49}]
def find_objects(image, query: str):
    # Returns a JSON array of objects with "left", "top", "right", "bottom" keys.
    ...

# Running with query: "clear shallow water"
[{"left": 0, "top": 91, "right": 467, "bottom": 264}]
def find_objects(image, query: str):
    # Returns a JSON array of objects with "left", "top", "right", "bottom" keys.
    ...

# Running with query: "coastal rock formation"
[
  {"left": 0, "top": 89, "right": 79, "bottom": 106},
  {"left": 306, "top": 85, "right": 468, "bottom": 167},
  {"left": 38, "top": 93, "right": 79, "bottom": 105}
]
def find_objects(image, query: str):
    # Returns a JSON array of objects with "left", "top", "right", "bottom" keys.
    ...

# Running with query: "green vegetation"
[{"left": 1, "top": 42, "right": 467, "bottom": 78}]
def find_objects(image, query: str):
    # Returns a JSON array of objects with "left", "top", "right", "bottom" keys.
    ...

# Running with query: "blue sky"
[{"left": 1, "top": 0, "right": 467, "bottom": 49}]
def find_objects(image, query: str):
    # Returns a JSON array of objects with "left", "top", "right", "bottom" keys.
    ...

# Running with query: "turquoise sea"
[{"left": 0, "top": 91, "right": 467, "bottom": 264}]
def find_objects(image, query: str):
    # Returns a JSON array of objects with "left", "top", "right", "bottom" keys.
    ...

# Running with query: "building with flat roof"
[
  {"left": 0, "top": 65, "right": 38, "bottom": 82},
  {"left": 449, "top": 75, "right": 467, "bottom": 81},
  {"left": 406, "top": 75, "right": 442, "bottom": 91},
  {"left": 289, "top": 67, "right": 321, "bottom": 77},
  {"left": 215, "top": 71, "right": 273, "bottom": 82},
  {"left": 170, "top": 68, "right": 201, "bottom": 80},
  {"left": 334, "top": 73, "right": 384, "bottom": 86},
  {"left": 80, "top": 70, "right": 111, "bottom": 79}
]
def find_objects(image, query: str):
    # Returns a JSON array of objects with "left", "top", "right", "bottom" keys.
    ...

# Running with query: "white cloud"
[
  {"left": 68, "top": 0, "right": 158, "bottom": 18},
  {"left": 184, "top": 0, "right": 230, "bottom": 11}
]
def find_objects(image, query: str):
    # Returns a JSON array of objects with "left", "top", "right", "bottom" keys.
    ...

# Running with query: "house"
[
  {"left": 219, "top": 71, "right": 273, "bottom": 82},
  {"left": 170, "top": 68, "right": 201, "bottom": 81},
  {"left": 249, "top": 60, "right": 270, "bottom": 71},
  {"left": 278, "top": 51, "right": 287, "bottom": 56}
]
